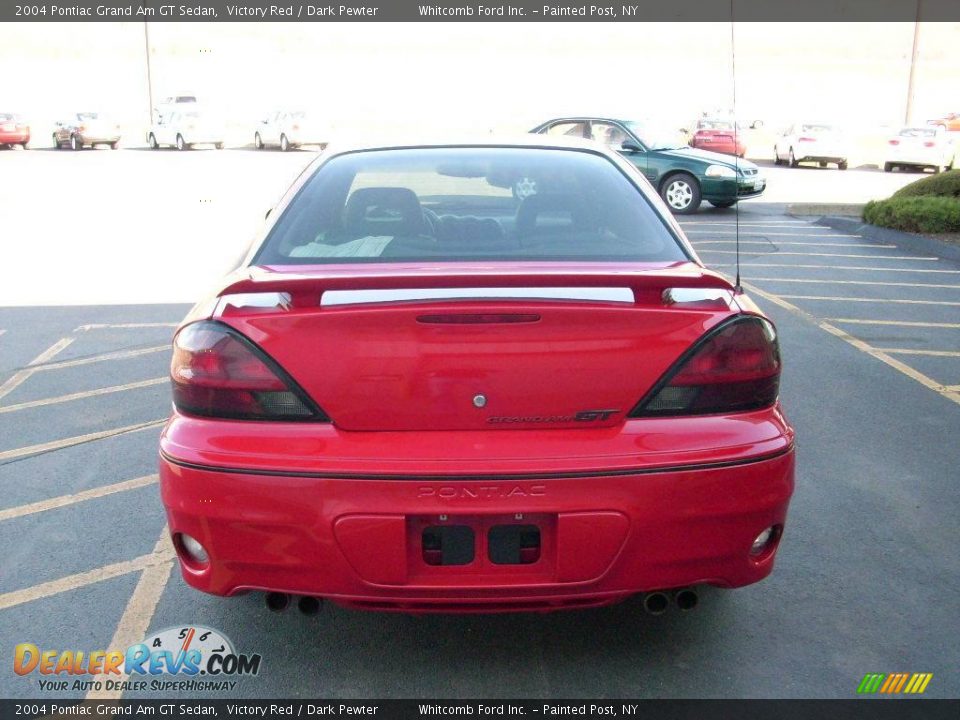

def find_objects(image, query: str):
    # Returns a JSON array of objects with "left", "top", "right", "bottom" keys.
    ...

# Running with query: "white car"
[
  {"left": 147, "top": 110, "right": 224, "bottom": 150},
  {"left": 774, "top": 122, "right": 848, "bottom": 169},
  {"left": 253, "top": 111, "right": 328, "bottom": 151},
  {"left": 154, "top": 95, "right": 198, "bottom": 123},
  {"left": 883, "top": 126, "right": 955, "bottom": 173}
]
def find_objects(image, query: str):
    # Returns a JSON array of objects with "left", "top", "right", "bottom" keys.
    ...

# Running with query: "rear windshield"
[
  {"left": 255, "top": 147, "right": 686, "bottom": 264},
  {"left": 697, "top": 119, "right": 734, "bottom": 130}
]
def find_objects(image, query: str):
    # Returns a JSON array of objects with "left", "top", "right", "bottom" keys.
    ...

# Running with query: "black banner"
[
  {"left": 4, "top": 0, "right": 960, "bottom": 23},
  {"left": 2, "top": 700, "right": 960, "bottom": 720}
]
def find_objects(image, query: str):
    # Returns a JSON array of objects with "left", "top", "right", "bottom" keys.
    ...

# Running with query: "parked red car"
[
  {"left": 689, "top": 118, "right": 747, "bottom": 157},
  {"left": 159, "top": 138, "right": 795, "bottom": 614},
  {"left": 0, "top": 113, "right": 30, "bottom": 148}
]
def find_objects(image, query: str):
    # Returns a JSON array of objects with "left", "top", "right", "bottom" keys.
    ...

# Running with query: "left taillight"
[
  {"left": 170, "top": 321, "right": 328, "bottom": 421},
  {"left": 630, "top": 316, "right": 781, "bottom": 417}
]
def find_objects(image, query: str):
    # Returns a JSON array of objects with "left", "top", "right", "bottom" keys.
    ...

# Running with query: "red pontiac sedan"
[
  {"left": 689, "top": 118, "right": 746, "bottom": 158},
  {"left": 159, "top": 138, "right": 794, "bottom": 614},
  {"left": 0, "top": 113, "right": 30, "bottom": 148}
]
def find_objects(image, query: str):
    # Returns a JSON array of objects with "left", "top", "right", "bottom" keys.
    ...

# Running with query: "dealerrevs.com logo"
[{"left": 14, "top": 625, "right": 261, "bottom": 693}]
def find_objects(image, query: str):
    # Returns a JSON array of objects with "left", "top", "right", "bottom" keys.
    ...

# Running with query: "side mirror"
[
  {"left": 265, "top": 208, "right": 272, "bottom": 219},
  {"left": 679, "top": 128, "right": 689, "bottom": 134},
  {"left": 620, "top": 140, "right": 644, "bottom": 153},
  {"left": 751, "top": 120, "right": 764, "bottom": 130}
]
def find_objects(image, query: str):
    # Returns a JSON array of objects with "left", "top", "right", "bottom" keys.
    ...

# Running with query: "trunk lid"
[{"left": 210, "top": 263, "right": 738, "bottom": 432}]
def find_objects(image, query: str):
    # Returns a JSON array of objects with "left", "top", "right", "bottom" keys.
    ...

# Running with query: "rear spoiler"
[{"left": 180, "top": 263, "right": 736, "bottom": 327}]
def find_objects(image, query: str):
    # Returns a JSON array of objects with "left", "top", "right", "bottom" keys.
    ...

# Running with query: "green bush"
[
  {"left": 863, "top": 196, "right": 960, "bottom": 233},
  {"left": 892, "top": 169, "right": 960, "bottom": 199}
]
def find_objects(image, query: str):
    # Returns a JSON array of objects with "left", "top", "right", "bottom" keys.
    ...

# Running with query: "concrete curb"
[
  {"left": 814, "top": 215, "right": 960, "bottom": 265},
  {"left": 786, "top": 203, "right": 865, "bottom": 217}
]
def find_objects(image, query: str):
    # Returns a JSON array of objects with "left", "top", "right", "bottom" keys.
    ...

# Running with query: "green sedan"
[{"left": 530, "top": 117, "right": 766, "bottom": 214}]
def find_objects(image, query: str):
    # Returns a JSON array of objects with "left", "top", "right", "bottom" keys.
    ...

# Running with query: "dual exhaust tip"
[
  {"left": 642, "top": 588, "right": 698, "bottom": 615},
  {"left": 267, "top": 589, "right": 697, "bottom": 616},
  {"left": 265, "top": 592, "right": 322, "bottom": 615}
]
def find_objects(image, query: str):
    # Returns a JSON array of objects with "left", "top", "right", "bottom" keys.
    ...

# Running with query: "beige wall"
[{"left": 2, "top": 21, "right": 958, "bottom": 141}]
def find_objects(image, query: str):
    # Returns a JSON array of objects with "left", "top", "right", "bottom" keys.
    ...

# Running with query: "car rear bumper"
[
  {"left": 0, "top": 130, "right": 29, "bottom": 144},
  {"left": 159, "top": 410, "right": 795, "bottom": 611}
]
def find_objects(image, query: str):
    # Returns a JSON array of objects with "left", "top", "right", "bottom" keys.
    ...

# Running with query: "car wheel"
[
  {"left": 176, "top": 134, "right": 187, "bottom": 151},
  {"left": 789, "top": 148, "right": 800, "bottom": 167},
  {"left": 148, "top": 133, "right": 159, "bottom": 150},
  {"left": 254, "top": 133, "right": 263, "bottom": 150},
  {"left": 109, "top": 141, "right": 119, "bottom": 150},
  {"left": 280, "top": 134, "right": 290, "bottom": 152},
  {"left": 70, "top": 134, "right": 82, "bottom": 151},
  {"left": 709, "top": 200, "right": 737, "bottom": 209},
  {"left": 52, "top": 134, "right": 61, "bottom": 150},
  {"left": 21, "top": 142, "right": 29, "bottom": 150},
  {"left": 932, "top": 165, "right": 940, "bottom": 174},
  {"left": 883, "top": 162, "right": 893, "bottom": 172},
  {"left": 660, "top": 173, "right": 701, "bottom": 214},
  {"left": 773, "top": 148, "right": 782, "bottom": 166},
  {"left": 838, "top": 160, "right": 848, "bottom": 170},
  {"left": 215, "top": 143, "right": 224, "bottom": 150},
  {"left": 818, "top": 161, "right": 827, "bottom": 168}
]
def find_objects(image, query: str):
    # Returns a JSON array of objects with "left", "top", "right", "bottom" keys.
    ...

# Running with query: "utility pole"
[
  {"left": 144, "top": 22, "right": 155, "bottom": 128},
  {"left": 904, "top": 0, "right": 922, "bottom": 125}
]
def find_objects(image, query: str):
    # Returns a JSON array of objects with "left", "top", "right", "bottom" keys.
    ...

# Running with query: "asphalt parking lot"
[{"left": 1, "top": 149, "right": 958, "bottom": 700}]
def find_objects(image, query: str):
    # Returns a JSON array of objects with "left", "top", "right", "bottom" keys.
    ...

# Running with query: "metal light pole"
[
  {"left": 904, "top": 0, "right": 922, "bottom": 125},
  {"left": 144, "top": 22, "right": 155, "bottom": 127}
]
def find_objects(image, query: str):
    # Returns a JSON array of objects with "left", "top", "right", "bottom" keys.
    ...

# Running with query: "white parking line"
[
  {"left": 76, "top": 323, "right": 179, "bottom": 332},
  {"left": 739, "top": 263, "right": 960, "bottom": 274},
  {"left": 742, "top": 281, "right": 960, "bottom": 407},
  {"left": 686, "top": 231, "right": 862, "bottom": 238},
  {"left": 0, "top": 475, "right": 158, "bottom": 522},
  {"left": 86, "top": 530, "right": 175, "bottom": 700},
  {"left": 680, "top": 221, "right": 812, "bottom": 227},
  {"left": 749, "top": 278, "right": 960, "bottom": 289},
  {"left": 0, "top": 378, "right": 167, "bottom": 414},
  {"left": 779, "top": 295, "right": 960, "bottom": 306},
  {"left": 693, "top": 241, "right": 895, "bottom": 248},
  {"left": 34, "top": 345, "right": 169, "bottom": 372},
  {"left": 826, "top": 318, "right": 960, "bottom": 329},
  {"left": 874, "top": 348, "right": 960, "bottom": 358},
  {"left": 0, "top": 337, "right": 74, "bottom": 401},
  {"left": 0, "top": 419, "right": 166, "bottom": 463},
  {"left": 702, "top": 251, "right": 938, "bottom": 260},
  {"left": 0, "top": 540, "right": 175, "bottom": 611}
]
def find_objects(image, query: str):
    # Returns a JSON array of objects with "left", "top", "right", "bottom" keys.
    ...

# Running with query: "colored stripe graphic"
[{"left": 858, "top": 673, "right": 932, "bottom": 694}]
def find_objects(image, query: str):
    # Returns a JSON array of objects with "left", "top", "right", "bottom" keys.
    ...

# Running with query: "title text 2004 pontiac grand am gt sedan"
[{"left": 159, "top": 137, "right": 795, "bottom": 615}]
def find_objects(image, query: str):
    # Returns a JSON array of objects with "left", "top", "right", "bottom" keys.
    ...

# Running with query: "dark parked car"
[
  {"left": 52, "top": 112, "right": 121, "bottom": 150},
  {"left": 530, "top": 117, "right": 765, "bottom": 214}
]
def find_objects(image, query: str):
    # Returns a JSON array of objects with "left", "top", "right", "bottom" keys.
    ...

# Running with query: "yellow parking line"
[
  {"left": 0, "top": 337, "right": 74, "bottom": 401},
  {"left": 825, "top": 318, "right": 960, "bottom": 329},
  {"left": 87, "top": 530, "right": 175, "bottom": 700},
  {"left": 704, "top": 251, "right": 937, "bottom": 260},
  {"left": 742, "top": 281, "right": 960, "bottom": 407},
  {"left": 75, "top": 323, "right": 178, "bottom": 332},
  {"left": 779, "top": 295, "right": 960, "bottom": 306},
  {"left": 874, "top": 348, "right": 960, "bottom": 358},
  {"left": 750, "top": 278, "right": 960, "bottom": 289},
  {"left": 740, "top": 263, "right": 960, "bottom": 274},
  {"left": 0, "top": 475, "right": 158, "bottom": 522},
  {"left": 34, "top": 345, "right": 169, "bottom": 372},
  {"left": 694, "top": 241, "right": 895, "bottom": 248},
  {"left": 0, "top": 541, "right": 175, "bottom": 611},
  {"left": 0, "top": 377, "right": 167, "bottom": 414},
  {"left": 0, "top": 419, "right": 166, "bottom": 463}
]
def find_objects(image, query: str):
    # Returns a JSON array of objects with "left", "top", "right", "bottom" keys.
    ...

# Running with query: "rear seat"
[{"left": 436, "top": 215, "right": 515, "bottom": 250}]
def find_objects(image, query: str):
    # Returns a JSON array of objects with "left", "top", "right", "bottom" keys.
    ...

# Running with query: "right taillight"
[
  {"left": 630, "top": 316, "right": 781, "bottom": 417},
  {"left": 170, "top": 321, "right": 328, "bottom": 421}
]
